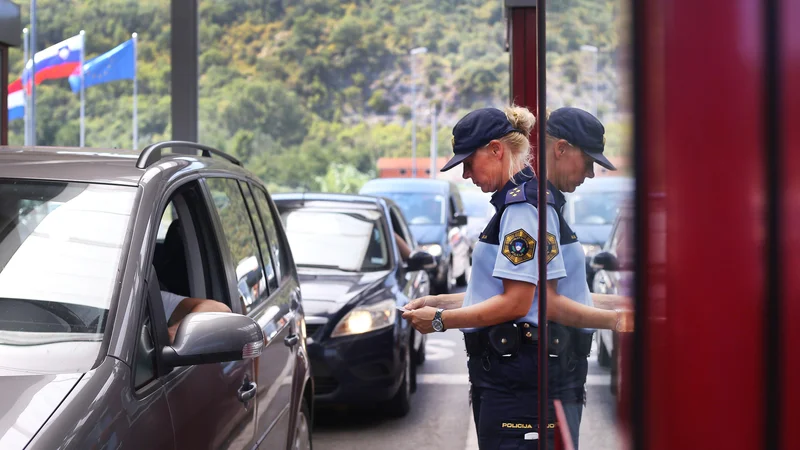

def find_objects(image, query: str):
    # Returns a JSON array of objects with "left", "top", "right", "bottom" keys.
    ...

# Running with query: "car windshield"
[
  {"left": 0, "top": 180, "right": 137, "bottom": 375},
  {"left": 565, "top": 192, "right": 630, "bottom": 225},
  {"left": 375, "top": 192, "right": 444, "bottom": 225},
  {"left": 280, "top": 208, "right": 389, "bottom": 272}
]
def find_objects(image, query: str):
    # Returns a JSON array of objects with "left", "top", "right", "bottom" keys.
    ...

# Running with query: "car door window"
[
  {"left": 206, "top": 178, "right": 270, "bottom": 312},
  {"left": 251, "top": 186, "right": 290, "bottom": 283},
  {"left": 390, "top": 207, "right": 414, "bottom": 246},
  {"left": 241, "top": 183, "right": 278, "bottom": 293}
]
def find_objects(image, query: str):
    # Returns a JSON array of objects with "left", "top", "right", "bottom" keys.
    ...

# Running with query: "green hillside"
[{"left": 7, "top": 0, "right": 626, "bottom": 191}]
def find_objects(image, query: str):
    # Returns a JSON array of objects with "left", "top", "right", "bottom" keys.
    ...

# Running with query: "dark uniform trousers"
[{"left": 467, "top": 341, "right": 588, "bottom": 450}]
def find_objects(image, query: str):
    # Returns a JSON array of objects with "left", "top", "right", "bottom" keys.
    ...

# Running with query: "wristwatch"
[{"left": 432, "top": 308, "right": 446, "bottom": 332}]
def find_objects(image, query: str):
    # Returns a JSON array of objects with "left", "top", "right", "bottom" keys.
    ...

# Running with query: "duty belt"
[{"left": 464, "top": 322, "right": 538, "bottom": 357}]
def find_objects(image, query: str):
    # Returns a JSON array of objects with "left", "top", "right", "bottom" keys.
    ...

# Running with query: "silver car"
[{"left": 0, "top": 142, "right": 312, "bottom": 449}]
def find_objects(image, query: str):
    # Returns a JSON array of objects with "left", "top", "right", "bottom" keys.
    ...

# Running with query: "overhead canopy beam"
[{"left": 170, "top": 0, "right": 198, "bottom": 149}]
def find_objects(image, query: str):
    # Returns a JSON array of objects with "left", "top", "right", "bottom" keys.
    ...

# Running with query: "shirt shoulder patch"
[{"left": 501, "top": 229, "right": 536, "bottom": 265}]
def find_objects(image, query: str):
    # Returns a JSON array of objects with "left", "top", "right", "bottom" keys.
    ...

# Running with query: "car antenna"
[{"left": 301, "top": 184, "right": 308, "bottom": 206}]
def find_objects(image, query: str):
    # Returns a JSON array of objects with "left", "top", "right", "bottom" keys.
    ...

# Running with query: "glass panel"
[
  {"left": 206, "top": 178, "right": 268, "bottom": 312},
  {"left": 240, "top": 182, "right": 277, "bottom": 293},
  {"left": 252, "top": 187, "right": 287, "bottom": 282},
  {"left": 0, "top": 180, "right": 136, "bottom": 374},
  {"left": 374, "top": 192, "right": 445, "bottom": 225},
  {"left": 279, "top": 207, "right": 388, "bottom": 272}
]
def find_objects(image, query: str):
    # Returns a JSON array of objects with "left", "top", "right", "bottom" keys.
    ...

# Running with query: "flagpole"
[
  {"left": 132, "top": 32, "right": 138, "bottom": 150},
  {"left": 30, "top": 0, "right": 36, "bottom": 146},
  {"left": 22, "top": 27, "right": 29, "bottom": 146},
  {"left": 79, "top": 29, "right": 85, "bottom": 147}
]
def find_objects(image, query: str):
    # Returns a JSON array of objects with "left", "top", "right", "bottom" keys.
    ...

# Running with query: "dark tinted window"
[
  {"left": 252, "top": 187, "right": 289, "bottom": 282},
  {"left": 206, "top": 178, "right": 269, "bottom": 312}
]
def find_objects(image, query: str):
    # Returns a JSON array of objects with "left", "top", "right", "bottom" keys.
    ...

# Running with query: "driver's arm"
[{"left": 394, "top": 232, "right": 411, "bottom": 262}]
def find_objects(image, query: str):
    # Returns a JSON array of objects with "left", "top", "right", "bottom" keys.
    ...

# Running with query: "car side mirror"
[
  {"left": 591, "top": 251, "right": 620, "bottom": 271},
  {"left": 450, "top": 214, "right": 468, "bottom": 227},
  {"left": 406, "top": 250, "right": 437, "bottom": 271},
  {"left": 161, "top": 312, "right": 264, "bottom": 367}
]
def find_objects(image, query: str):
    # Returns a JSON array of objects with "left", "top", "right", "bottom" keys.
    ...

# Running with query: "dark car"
[
  {"left": 564, "top": 176, "right": 633, "bottom": 286},
  {"left": 272, "top": 193, "right": 434, "bottom": 417},
  {"left": 591, "top": 202, "right": 634, "bottom": 393},
  {"left": 0, "top": 142, "right": 312, "bottom": 450},
  {"left": 359, "top": 178, "right": 470, "bottom": 294}
]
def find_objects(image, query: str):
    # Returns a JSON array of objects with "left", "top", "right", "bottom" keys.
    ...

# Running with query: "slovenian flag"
[
  {"left": 7, "top": 80, "right": 24, "bottom": 122},
  {"left": 22, "top": 34, "right": 83, "bottom": 88}
]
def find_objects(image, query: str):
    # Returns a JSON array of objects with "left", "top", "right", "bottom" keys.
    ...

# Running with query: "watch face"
[{"left": 432, "top": 319, "right": 444, "bottom": 332}]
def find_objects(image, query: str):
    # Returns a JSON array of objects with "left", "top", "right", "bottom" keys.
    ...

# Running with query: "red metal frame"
[
  {"left": 636, "top": 0, "right": 767, "bottom": 448},
  {"left": 508, "top": 6, "right": 539, "bottom": 162},
  {"left": 780, "top": 0, "right": 800, "bottom": 448}
]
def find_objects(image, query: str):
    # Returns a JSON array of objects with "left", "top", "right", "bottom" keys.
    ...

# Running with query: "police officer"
[{"left": 403, "top": 106, "right": 633, "bottom": 449}]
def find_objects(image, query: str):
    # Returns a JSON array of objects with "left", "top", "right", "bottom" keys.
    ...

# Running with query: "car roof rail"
[{"left": 136, "top": 140, "right": 242, "bottom": 169}]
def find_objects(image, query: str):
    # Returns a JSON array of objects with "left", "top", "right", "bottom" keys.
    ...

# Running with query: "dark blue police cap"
[
  {"left": 441, "top": 107, "right": 522, "bottom": 172},
  {"left": 546, "top": 107, "right": 616, "bottom": 171}
]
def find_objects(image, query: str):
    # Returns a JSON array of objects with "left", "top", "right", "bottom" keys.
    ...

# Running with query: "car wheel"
[
  {"left": 415, "top": 334, "right": 426, "bottom": 365},
  {"left": 293, "top": 400, "right": 312, "bottom": 450},
  {"left": 384, "top": 347, "right": 412, "bottom": 417},
  {"left": 597, "top": 334, "right": 612, "bottom": 368}
]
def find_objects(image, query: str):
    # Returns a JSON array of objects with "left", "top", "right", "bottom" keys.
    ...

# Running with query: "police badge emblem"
[{"left": 501, "top": 229, "right": 536, "bottom": 265}]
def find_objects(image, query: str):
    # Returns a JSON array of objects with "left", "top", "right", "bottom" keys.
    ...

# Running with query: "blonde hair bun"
[{"left": 504, "top": 105, "right": 536, "bottom": 139}]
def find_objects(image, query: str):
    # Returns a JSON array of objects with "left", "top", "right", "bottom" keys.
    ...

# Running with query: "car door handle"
[
  {"left": 237, "top": 380, "right": 257, "bottom": 403},
  {"left": 284, "top": 334, "right": 299, "bottom": 347}
]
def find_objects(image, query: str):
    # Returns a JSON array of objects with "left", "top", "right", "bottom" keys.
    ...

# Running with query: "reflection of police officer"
[{"left": 403, "top": 107, "right": 633, "bottom": 449}]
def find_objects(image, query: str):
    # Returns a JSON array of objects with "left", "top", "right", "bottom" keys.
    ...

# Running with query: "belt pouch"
[
  {"left": 547, "top": 323, "right": 571, "bottom": 356},
  {"left": 487, "top": 323, "right": 520, "bottom": 357}
]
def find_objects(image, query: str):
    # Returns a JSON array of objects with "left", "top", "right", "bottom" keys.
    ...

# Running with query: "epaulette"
[
  {"left": 504, "top": 184, "right": 527, "bottom": 204},
  {"left": 513, "top": 181, "right": 557, "bottom": 206}
]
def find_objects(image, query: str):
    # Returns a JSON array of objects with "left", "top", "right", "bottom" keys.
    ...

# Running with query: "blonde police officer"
[{"left": 403, "top": 106, "right": 633, "bottom": 449}]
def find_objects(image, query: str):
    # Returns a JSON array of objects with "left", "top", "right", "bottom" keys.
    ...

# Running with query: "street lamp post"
[
  {"left": 409, "top": 46, "right": 427, "bottom": 178},
  {"left": 580, "top": 44, "right": 598, "bottom": 117}
]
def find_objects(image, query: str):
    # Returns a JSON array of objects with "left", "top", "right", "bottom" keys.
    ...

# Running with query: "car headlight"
[
  {"left": 422, "top": 244, "right": 442, "bottom": 257},
  {"left": 582, "top": 243, "right": 602, "bottom": 257},
  {"left": 330, "top": 299, "right": 397, "bottom": 338}
]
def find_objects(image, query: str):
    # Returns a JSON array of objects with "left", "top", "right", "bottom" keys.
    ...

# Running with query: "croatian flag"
[
  {"left": 22, "top": 34, "right": 83, "bottom": 88},
  {"left": 7, "top": 81, "right": 24, "bottom": 122}
]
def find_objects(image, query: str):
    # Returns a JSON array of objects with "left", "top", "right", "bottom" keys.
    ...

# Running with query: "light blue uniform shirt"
[{"left": 461, "top": 173, "right": 593, "bottom": 332}]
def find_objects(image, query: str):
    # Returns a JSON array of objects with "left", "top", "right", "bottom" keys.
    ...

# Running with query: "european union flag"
[{"left": 68, "top": 38, "right": 135, "bottom": 93}]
